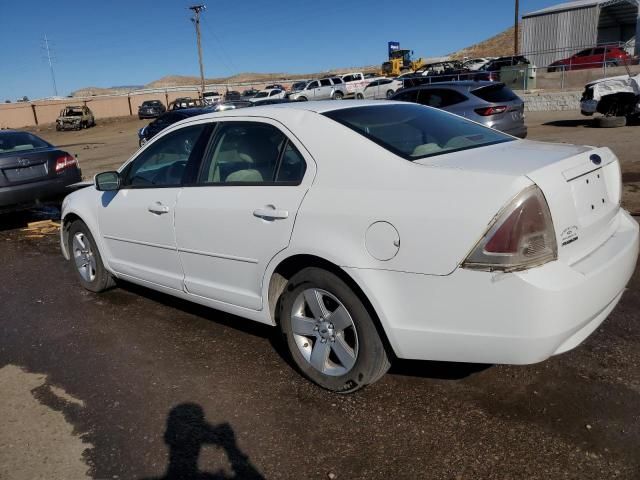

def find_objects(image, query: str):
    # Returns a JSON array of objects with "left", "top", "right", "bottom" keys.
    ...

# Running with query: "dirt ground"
[
  {"left": 27, "top": 110, "right": 640, "bottom": 214},
  {"left": 2, "top": 109, "right": 637, "bottom": 479}
]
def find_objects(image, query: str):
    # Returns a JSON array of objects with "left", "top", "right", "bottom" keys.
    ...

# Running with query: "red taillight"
[
  {"left": 462, "top": 186, "right": 558, "bottom": 272},
  {"left": 474, "top": 106, "right": 508, "bottom": 116},
  {"left": 55, "top": 153, "right": 77, "bottom": 173}
]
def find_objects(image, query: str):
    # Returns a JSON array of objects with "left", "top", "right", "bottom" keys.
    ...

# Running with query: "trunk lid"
[
  {"left": 416, "top": 140, "right": 622, "bottom": 265},
  {"left": 0, "top": 149, "right": 58, "bottom": 187}
]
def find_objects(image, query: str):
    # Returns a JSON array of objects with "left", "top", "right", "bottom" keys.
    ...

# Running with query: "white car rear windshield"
[{"left": 324, "top": 104, "right": 514, "bottom": 160}]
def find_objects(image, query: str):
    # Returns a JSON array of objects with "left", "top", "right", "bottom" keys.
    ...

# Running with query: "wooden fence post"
[{"left": 31, "top": 104, "right": 39, "bottom": 126}]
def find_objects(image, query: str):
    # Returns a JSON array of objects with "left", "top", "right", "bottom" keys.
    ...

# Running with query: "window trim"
[
  {"left": 120, "top": 123, "right": 212, "bottom": 190},
  {"left": 193, "top": 120, "right": 307, "bottom": 187}
]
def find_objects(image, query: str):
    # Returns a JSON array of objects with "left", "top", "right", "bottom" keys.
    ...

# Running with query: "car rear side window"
[
  {"left": 417, "top": 89, "right": 467, "bottom": 108},
  {"left": 392, "top": 89, "right": 419, "bottom": 102},
  {"left": 324, "top": 104, "right": 512, "bottom": 161},
  {"left": 320, "top": 79, "right": 332, "bottom": 87},
  {"left": 471, "top": 84, "right": 519, "bottom": 103},
  {"left": 199, "top": 122, "right": 305, "bottom": 185}
]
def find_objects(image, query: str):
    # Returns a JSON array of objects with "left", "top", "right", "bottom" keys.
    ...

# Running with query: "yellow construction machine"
[{"left": 382, "top": 48, "right": 426, "bottom": 76}]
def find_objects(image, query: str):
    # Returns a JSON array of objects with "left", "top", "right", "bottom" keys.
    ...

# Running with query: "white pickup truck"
[{"left": 340, "top": 72, "right": 370, "bottom": 97}]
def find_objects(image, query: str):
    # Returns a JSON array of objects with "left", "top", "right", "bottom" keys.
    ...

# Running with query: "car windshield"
[
  {"left": 142, "top": 101, "right": 159, "bottom": 106},
  {"left": 64, "top": 109, "right": 83, "bottom": 116},
  {"left": 324, "top": 104, "right": 513, "bottom": 160},
  {"left": 291, "top": 82, "right": 306, "bottom": 91},
  {"left": 0, "top": 132, "right": 51, "bottom": 154},
  {"left": 254, "top": 92, "right": 269, "bottom": 98}
]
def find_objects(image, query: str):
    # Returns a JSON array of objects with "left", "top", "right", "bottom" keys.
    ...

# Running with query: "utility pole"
[
  {"left": 43, "top": 34, "right": 58, "bottom": 97},
  {"left": 189, "top": 4, "right": 206, "bottom": 99},
  {"left": 514, "top": 0, "right": 520, "bottom": 56}
]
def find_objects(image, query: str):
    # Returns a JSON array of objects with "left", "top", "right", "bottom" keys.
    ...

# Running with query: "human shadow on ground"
[{"left": 142, "top": 403, "right": 264, "bottom": 480}]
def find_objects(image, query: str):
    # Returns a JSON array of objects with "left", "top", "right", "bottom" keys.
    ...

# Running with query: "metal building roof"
[{"left": 524, "top": 0, "right": 638, "bottom": 18}]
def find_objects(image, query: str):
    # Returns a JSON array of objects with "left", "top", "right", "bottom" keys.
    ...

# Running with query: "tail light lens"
[
  {"left": 55, "top": 153, "right": 77, "bottom": 173},
  {"left": 462, "top": 186, "right": 557, "bottom": 272},
  {"left": 475, "top": 106, "right": 508, "bottom": 116}
]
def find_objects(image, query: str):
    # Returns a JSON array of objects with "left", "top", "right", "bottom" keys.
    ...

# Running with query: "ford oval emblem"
[{"left": 590, "top": 154, "right": 602, "bottom": 166}]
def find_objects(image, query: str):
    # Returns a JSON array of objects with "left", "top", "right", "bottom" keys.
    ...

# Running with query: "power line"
[
  {"left": 189, "top": 4, "right": 206, "bottom": 97},
  {"left": 42, "top": 34, "right": 58, "bottom": 96}
]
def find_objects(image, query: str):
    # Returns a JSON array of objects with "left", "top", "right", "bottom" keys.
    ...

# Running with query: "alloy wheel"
[
  {"left": 72, "top": 232, "right": 97, "bottom": 282},
  {"left": 290, "top": 288, "right": 359, "bottom": 376}
]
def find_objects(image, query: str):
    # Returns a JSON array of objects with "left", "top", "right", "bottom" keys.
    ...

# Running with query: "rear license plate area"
[
  {"left": 570, "top": 168, "right": 609, "bottom": 220},
  {"left": 4, "top": 164, "right": 47, "bottom": 182}
]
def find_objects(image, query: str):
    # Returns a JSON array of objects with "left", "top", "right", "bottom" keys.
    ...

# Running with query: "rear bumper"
[
  {"left": 0, "top": 169, "right": 82, "bottom": 209},
  {"left": 346, "top": 210, "right": 638, "bottom": 364},
  {"left": 503, "top": 124, "right": 528, "bottom": 139},
  {"left": 138, "top": 111, "right": 161, "bottom": 118}
]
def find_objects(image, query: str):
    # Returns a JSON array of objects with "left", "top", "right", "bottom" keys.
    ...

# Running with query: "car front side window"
[{"left": 124, "top": 124, "right": 205, "bottom": 188}]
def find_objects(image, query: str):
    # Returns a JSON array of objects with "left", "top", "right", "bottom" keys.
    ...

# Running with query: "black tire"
[
  {"left": 333, "top": 91, "right": 344, "bottom": 100},
  {"left": 279, "top": 267, "right": 390, "bottom": 393},
  {"left": 297, "top": 96, "right": 308, "bottom": 102},
  {"left": 386, "top": 90, "right": 394, "bottom": 99},
  {"left": 68, "top": 220, "right": 115, "bottom": 293},
  {"left": 596, "top": 115, "right": 627, "bottom": 128},
  {"left": 356, "top": 93, "right": 364, "bottom": 100}
]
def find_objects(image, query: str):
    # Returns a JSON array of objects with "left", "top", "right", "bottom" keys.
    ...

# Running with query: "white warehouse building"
[{"left": 522, "top": 0, "right": 640, "bottom": 67}]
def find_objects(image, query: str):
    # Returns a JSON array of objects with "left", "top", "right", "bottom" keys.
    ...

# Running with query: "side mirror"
[{"left": 95, "top": 171, "right": 121, "bottom": 191}]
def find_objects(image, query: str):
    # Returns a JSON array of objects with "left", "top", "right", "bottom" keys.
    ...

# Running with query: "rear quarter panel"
[{"left": 286, "top": 112, "right": 532, "bottom": 275}]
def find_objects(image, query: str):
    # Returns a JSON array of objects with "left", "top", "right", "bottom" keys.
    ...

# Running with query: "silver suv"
[{"left": 289, "top": 77, "right": 346, "bottom": 101}]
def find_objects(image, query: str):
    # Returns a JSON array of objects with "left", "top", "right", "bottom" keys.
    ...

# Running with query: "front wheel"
[
  {"left": 279, "top": 267, "right": 390, "bottom": 393},
  {"left": 297, "top": 96, "right": 308, "bottom": 102},
  {"left": 386, "top": 90, "right": 394, "bottom": 99},
  {"left": 68, "top": 220, "right": 115, "bottom": 293}
]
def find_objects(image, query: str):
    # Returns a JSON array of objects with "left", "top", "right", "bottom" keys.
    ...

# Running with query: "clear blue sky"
[{"left": 1, "top": 0, "right": 562, "bottom": 100}]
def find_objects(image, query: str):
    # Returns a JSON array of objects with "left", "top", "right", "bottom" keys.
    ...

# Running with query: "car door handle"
[
  {"left": 253, "top": 206, "right": 289, "bottom": 220},
  {"left": 148, "top": 202, "right": 170, "bottom": 215}
]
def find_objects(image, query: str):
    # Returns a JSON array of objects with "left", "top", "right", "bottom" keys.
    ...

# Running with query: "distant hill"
[{"left": 449, "top": 26, "right": 519, "bottom": 60}]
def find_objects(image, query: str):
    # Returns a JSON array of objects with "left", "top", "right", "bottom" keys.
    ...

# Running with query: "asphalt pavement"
[{"left": 0, "top": 209, "right": 639, "bottom": 479}]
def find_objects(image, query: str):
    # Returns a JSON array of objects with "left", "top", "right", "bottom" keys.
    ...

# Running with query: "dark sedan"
[
  {"left": 138, "top": 108, "right": 211, "bottom": 146},
  {"left": 0, "top": 131, "right": 82, "bottom": 212},
  {"left": 138, "top": 100, "right": 166, "bottom": 119}
]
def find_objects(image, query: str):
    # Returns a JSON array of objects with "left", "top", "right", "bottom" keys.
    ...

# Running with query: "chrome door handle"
[
  {"left": 253, "top": 206, "right": 289, "bottom": 220},
  {"left": 148, "top": 202, "right": 170, "bottom": 215}
]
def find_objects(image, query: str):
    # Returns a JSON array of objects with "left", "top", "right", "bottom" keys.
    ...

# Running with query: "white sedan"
[
  {"left": 356, "top": 78, "right": 404, "bottom": 100},
  {"left": 60, "top": 101, "right": 639, "bottom": 393},
  {"left": 248, "top": 88, "right": 286, "bottom": 102}
]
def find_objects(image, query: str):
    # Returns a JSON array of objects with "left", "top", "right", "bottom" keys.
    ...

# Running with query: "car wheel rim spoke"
[
  {"left": 310, "top": 339, "right": 331, "bottom": 373},
  {"left": 331, "top": 336, "right": 356, "bottom": 371},
  {"left": 326, "top": 305, "right": 351, "bottom": 331},
  {"left": 291, "top": 288, "right": 359, "bottom": 377},
  {"left": 291, "top": 315, "right": 317, "bottom": 336}
]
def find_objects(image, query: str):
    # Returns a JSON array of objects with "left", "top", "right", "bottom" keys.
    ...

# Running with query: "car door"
[
  {"left": 363, "top": 80, "right": 379, "bottom": 99},
  {"left": 318, "top": 78, "right": 333, "bottom": 99},
  {"left": 98, "top": 123, "right": 208, "bottom": 290},
  {"left": 304, "top": 81, "right": 320, "bottom": 100},
  {"left": 174, "top": 119, "right": 314, "bottom": 310}
]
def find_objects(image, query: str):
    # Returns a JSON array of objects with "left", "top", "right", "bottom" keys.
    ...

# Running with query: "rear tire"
[
  {"left": 356, "top": 93, "right": 364, "bottom": 100},
  {"left": 333, "top": 92, "right": 344, "bottom": 100},
  {"left": 68, "top": 220, "right": 115, "bottom": 293},
  {"left": 596, "top": 115, "right": 627, "bottom": 128},
  {"left": 297, "top": 96, "right": 308, "bottom": 102},
  {"left": 279, "top": 267, "right": 390, "bottom": 393}
]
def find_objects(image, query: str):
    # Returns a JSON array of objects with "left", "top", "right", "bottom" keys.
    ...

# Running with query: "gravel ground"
[{"left": 1, "top": 110, "right": 638, "bottom": 479}]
